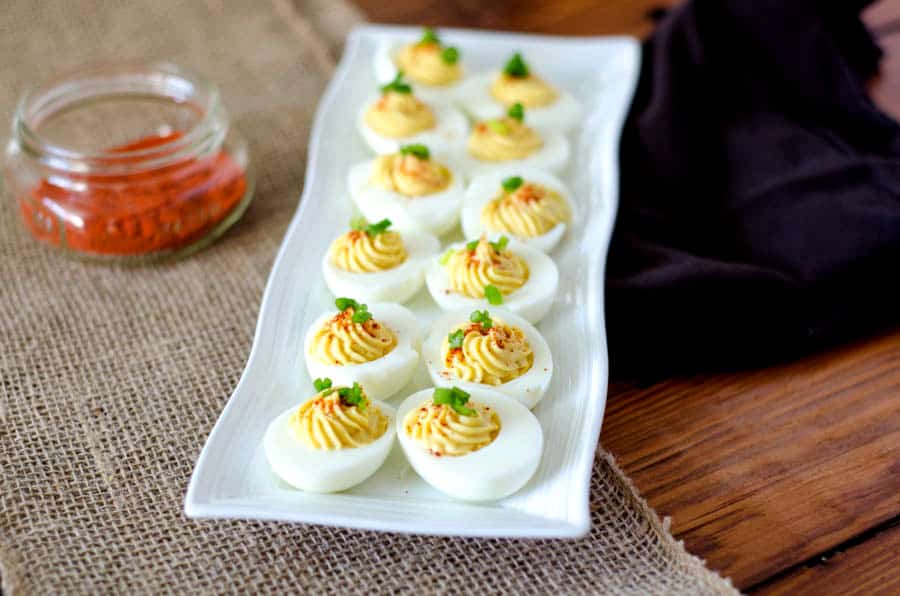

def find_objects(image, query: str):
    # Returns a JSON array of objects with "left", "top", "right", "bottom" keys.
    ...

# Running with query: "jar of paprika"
[{"left": 3, "top": 61, "right": 253, "bottom": 261}]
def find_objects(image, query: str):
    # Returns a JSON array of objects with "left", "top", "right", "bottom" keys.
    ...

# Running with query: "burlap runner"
[{"left": 0, "top": 1, "right": 737, "bottom": 593}]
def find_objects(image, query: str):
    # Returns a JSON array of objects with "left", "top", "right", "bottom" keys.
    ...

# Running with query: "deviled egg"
[
  {"left": 458, "top": 103, "right": 570, "bottom": 176},
  {"left": 357, "top": 71, "right": 468, "bottom": 155},
  {"left": 348, "top": 143, "right": 464, "bottom": 236},
  {"left": 374, "top": 27, "right": 468, "bottom": 103},
  {"left": 423, "top": 308, "right": 553, "bottom": 409},
  {"left": 457, "top": 52, "right": 582, "bottom": 131},
  {"left": 322, "top": 217, "right": 439, "bottom": 303},
  {"left": 462, "top": 168, "right": 574, "bottom": 253},
  {"left": 425, "top": 235, "right": 558, "bottom": 324},
  {"left": 264, "top": 378, "right": 395, "bottom": 493},
  {"left": 396, "top": 386, "right": 543, "bottom": 501},
  {"left": 304, "top": 298, "right": 421, "bottom": 400}
]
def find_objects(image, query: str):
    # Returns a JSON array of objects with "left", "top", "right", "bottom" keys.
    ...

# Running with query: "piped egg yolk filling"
[
  {"left": 329, "top": 229, "right": 407, "bottom": 273},
  {"left": 370, "top": 153, "right": 452, "bottom": 197},
  {"left": 490, "top": 73, "right": 558, "bottom": 108},
  {"left": 310, "top": 308, "right": 397, "bottom": 366},
  {"left": 289, "top": 389, "right": 388, "bottom": 450},
  {"left": 403, "top": 400, "right": 500, "bottom": 456},
  {"left": 442, "top": 320, "right": 534, "bottom": 385},
  {"left": 364, "top": 91, "right": 436, "bottom": 138},
  {"left": 481, "top": 182, "right": 572, "bottom": 237},
  {"left": 445, "top": 238, "right": 529, "bottom": 298},
  {"left": 467, "top": 118, "right": 543, "bottom": 162},
  {"left": 396, "top": 42, "right": 462, "bottom": 86}
]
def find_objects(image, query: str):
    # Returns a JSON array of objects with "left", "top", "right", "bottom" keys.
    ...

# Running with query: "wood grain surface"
[{"left": 354, "top": 0, "right": 900, "bottom": 592}]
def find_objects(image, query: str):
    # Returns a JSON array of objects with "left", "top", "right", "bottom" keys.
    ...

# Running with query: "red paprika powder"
[{"left": 21, "top": 131, "right": 248, "bottom": 257}]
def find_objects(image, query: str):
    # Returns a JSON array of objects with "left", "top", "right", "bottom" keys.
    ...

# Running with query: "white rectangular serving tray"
[{"left": 185, "top": 25, "right": 640, "bottom": 538}]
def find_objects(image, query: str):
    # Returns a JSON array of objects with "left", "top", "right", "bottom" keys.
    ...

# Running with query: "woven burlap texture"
[{"left": 0, "top": 1, "right": 737, "bottom": 594}]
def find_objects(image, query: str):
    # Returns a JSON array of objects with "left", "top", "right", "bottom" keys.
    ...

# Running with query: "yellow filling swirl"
[
  {"left": 396, "top": 42, "right": 462, "bottom": 86},
  {"left": 490, "top": 73, "right": 558, "bottom": 108},
  {"left": 403, "top": 400, "right": 500, "bottom": 456},
  {"left": 289, "top": 389, "right": 388, "bottom": 450},
  {"left": 482, "top": 183, "right": 572, "bottom": 237},
  {"left": 442, "top": 321, "right": 533, "bottom": 385},
  {"left": 365, "top": 91, "right": 436, "bottom": 138},
  {"left": 329, "top": 230, "right": 407, "bottom": 273},
  {"left": 445, "top": 238, "right": 529, "bottom": 298},
  {"left": 468, "top": 119, "right": 543, "bottom": 161},
  {"left": 311, "top": 308, "right": 397, "bottom": 366},
  {"left": 371, "top": 153, "right": 452, "bottom": 197}
]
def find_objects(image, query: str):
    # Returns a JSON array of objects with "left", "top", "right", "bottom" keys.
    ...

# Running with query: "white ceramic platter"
[{"left": 185, "top": 25, "right": 640, "bottom": 538}]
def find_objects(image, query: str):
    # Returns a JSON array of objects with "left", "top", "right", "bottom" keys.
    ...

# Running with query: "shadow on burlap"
[{"left": 0, "top": 1, "right": 737, "bottom": 593}]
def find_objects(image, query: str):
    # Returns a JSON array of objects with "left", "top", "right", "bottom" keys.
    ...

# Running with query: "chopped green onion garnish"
[
  {"left": 469, "top": 309, "right": 493, "bottom": 329},
  {"left": 484, "top": 284, "right": 503, "bottom": 305},
  {"left": 502, "top": 176, "right": 523, "bottom": 193},
  {"left": 335, "top": 297, "right": 373, "bottom": 323},
  {"left": 399, "top": 143, "right": 430, "bottom": 160},
  {"left": 447, "top": 329, "right": 465, "bottom": 349},
  {"left": 433, "top": 386, "right": 476, "bottom": 416},
  {"left": 503, "top": 52, "right": 529, "bottom": 78},
  {"left": 440, "top": 46, "right": 459, "bottom": 65},
  {"left": 489, "top": 236, "right": 509, "bottom": 253},
  {"left": 466, "top": 239, "right": 480, "bottom": 251},
  {"left": 381, "top": 70, "right": 412, "bottom": 94},
  {"left": 351, "top": 217, "right": 392, "bottom": 236},
  {"left": 420, "top": 27, "right": 440, "bottom": 45},
  {"left": 337, "top": 382, "right": 366, "bottom": 410},
  {"left": 313, "top": 377, "right": 333, "bottom": 393},
  {"left": 507, "top": 102, "right": 525, "bottom": 121}
]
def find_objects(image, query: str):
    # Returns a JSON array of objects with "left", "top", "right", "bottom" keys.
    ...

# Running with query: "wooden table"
[{"left": 354, "top": 1, "right": 900, "bottom": 592}]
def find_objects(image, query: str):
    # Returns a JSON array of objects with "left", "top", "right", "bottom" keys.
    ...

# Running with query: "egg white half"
[
  {"left": 457, "top": 71, "right": 582, "bottom": 132},
  {"left": 422, "top": 308, "right": 553, "bottom": 409},
  {"left": 356, "top": 96, "right": 469, "bottom": 156},
  {"left": 461, "top": 167, "right": 576, "bottom": 253},
  {"left": 264, "top": 398, "right": 396, "bottom": 493},
  {"left": 425, "top": 238, "right": 559, "bottom": 324},
  {"left": 456, "top": 129, "right": 570, "bottom": 178},
  {"left": 396, "top": 387, "right": 543, "bottom": 501},
  {"left": 347, "top": 158, "right": 465, "bottom": 237},
  {"left": 373, "top": 39, "right": 469, "bottom": 104},
  {"left": 322, "top": 229, "right": 440, "bottom": 303},
  {"left": 303, "top": 302, "right": 422, "bottom": 400}
]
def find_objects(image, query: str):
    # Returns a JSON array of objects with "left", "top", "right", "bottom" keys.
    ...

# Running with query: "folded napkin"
[{"left": 607, "top": 0, "right": 900, "bottom": 379}]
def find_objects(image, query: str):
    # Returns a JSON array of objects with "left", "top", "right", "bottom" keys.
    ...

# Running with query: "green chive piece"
[
  {"left": 447, "top": 329, "right": 465, "bottom": 349},
  {"left": 399, "top": 143, "right": 430, "bottom": 160},
  {"left": 507, "top": 102, "right": 525, "bottom": 121},
  {"left": 363, "top": 218, "right": 392, "bottom": 236},
  {"left": 489, "top": 236, "right": 509, "bottom": 253},
  {"left": 469, "top": 309, "right": 493, "bottom": 329},
  {"left": 420, "top": 27, "right": 440, "bottom": 45},
  {"left": 335, "top": 297, "right": 359, "bottom": 312},
  {"left": 466, "top": 239, "right": 480, "bottom": 251},
  {"left": 503, "top": 52, "right": 529, "bottom": 78},
  {"left": 351, "top": 304, "right": 373, "bottom": 324},
  {"left": 502, "top": 176, "right": 523, "bottom": 193},
  {"left": 484, "top": 284, "right": 503, "bottom": 305},
  {"left": 440, "top": 46, "right": 459, "bottom": 65},
  {"left": 337, "top": 382, "right": 366, "bottom": 410},
  {"left": 433, "top": 386, "right": 476, "bottom": 416},
  {"left": 381, "top": 70, "right": 412, "bottom": 94}
]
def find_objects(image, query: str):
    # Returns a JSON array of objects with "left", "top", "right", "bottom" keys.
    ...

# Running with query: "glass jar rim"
[{"left": 12, "top": 60, "right": 225, "bottom": 174}]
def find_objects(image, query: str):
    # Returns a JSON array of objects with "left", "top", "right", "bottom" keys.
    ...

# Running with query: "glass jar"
[{"left": 3, "top": 61, "right": 254, "bottom": 262}]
